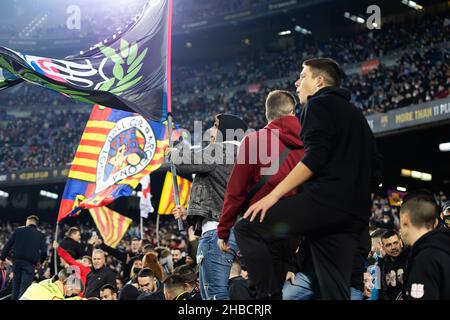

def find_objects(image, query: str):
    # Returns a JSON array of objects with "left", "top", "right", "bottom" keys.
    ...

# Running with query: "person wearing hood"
[
  {"left": 217, "top": 90, "right": 304, "bottom": 245},
  {"left": 217, "top": 90, "right": 304, "bottom": 298},
  {"left": 170, "top": 113, "right": 248, "bottom": 300},
  {"left": 235, "top": 58, "right": 382, "bottom": 300},
  {"left": 400, "top": 191, "right": 450, "bottom": 300}
]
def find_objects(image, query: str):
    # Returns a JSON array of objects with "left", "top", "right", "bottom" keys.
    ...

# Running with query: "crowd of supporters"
[
  {"left": 0, "top": 217, "right": 193, "bottom": 299},
  {"left": 0, "top": 13, "right": 449, "bottom": 172},
  {"left": 0, "top": 191, "right": 448, "bottom": 300},
  {"left": 0, "top": 109, "right": 89, "bottom": 172}
]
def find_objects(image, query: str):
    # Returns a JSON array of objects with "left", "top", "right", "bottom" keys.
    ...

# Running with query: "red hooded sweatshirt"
[{"left": 218, "top": 115, "right": 305, "bottom": 240}]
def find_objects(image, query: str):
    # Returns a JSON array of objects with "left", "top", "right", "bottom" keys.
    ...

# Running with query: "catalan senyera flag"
[
  {"left": 57, "top": 104, "right": 170, "bottom": 222},
  {"left": 158, "top": 172, "right": 192, "bottom": 215},
  {"left": 89, "top": 207, "right": 132, "bottom": 248},
  {"left": 388, "top": 189, "right": 406, "bottom": 207}
]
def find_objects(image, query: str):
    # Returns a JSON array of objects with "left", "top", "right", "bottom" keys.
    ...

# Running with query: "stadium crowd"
[
  {"left": 0, "top": 217, "right": 197, "bottom": 300},
  {"left": 0, "top": 33, "right": 450, "bottom": 172},
  {"left": 0, "top": 12, "right": 448, "bottom": 172},
  {"left": 0, "top": 191, "right": 448, "bottom": 300}
]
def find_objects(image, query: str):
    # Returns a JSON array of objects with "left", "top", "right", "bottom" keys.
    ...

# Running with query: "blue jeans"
[
  {"left": 282, "top": 272, "right": 364, "bottom": 300},
  {"left": 196, "top": 228, "right": 238, "bottom": 300}
]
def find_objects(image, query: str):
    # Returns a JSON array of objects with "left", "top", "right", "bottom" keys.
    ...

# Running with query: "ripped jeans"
[{"left": 196, "top": 228, "right": 238, "bottom": 300}]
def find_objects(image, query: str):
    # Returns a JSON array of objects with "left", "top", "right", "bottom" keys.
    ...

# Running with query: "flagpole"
[
  {"left": 167, "top": 113, "right": 184, "bottom": 231},
  {"left": 140, "top": 216, "right": 144, "bottom": 240},
  {"left": 53, "top": 222, "right": 59, "bottom": 275},
  {"left": 156, "top": 213, "right": 160, "bottom": 247},
  {"left": 165, "top": 0, "right": 183, "bottom": 231}
]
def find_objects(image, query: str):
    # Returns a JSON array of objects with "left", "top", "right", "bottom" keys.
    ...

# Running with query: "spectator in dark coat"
[
  {"left": 84, "top": 249, "right": 116, "bottom": 298},
  {"left": 0, "top": 215, "right": 47, "bottom": 300},
  {"left": 228, "top": 258, "right": 252, "bottom": 300}
]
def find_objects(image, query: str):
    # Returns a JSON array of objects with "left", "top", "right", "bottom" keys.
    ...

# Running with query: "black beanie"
[
  {"left": 216, "top": 114, "right": 248, "bottom": 142},
  {"left": 119, "top": 284, "right": 140, "bottom": 300}
]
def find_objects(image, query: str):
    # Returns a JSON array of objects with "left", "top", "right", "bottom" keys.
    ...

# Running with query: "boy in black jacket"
[
  {"left": 400, "top": 191, "right": 450, "bottom": 299},
  {"left": 236, "top": 58, "right": 382, "bottom": 300}
]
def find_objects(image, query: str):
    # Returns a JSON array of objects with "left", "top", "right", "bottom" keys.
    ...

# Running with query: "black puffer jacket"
[{"left": 59, "top": 237, "right": 85, "bottom": 260}]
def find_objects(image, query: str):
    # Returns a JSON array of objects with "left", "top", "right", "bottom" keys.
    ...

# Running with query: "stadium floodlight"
[
  {"left": 400, "top": 168, "right": 432, "bottom": 182},
  {"left": 0, "top": 190, "right": 9, "bottom": 198},
  {"left": 401, "top": 0, "right": 423, "bottom": 10},
  {"left": 401, "top": 169, "right": 411, "bottom": 177},
  {"left": 439, "top": 142, "right": 450, "bottom": 152},
  {"left": 294, "top": 26, "right": 312, "bottom": 35},
  {"left": 278, "top": 30, "right": 292, "bottom": 36},
  {"left": 411, "top": 170, "right": 422, "bottom": 179},
  {"left": 397, "top": 186, "right": 407, "bottom": 192},
  {"left": 343, "top": 12, "right": 365, "bottom": 24},
  {"left": 40, "top": 190, "right": 58, "bottom": 200}
]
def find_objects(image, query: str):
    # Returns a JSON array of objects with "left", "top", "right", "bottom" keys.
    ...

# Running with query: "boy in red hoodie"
[{"left": 217, "top": 90, "right": 304, "bottom": 257}]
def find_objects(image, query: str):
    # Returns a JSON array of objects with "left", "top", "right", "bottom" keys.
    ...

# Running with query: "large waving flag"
[
  {"left": 58, "top": 105, "right": 169, "bottom": 222},
  {"left": 158, "top": 172, "right": 192, "bottom": 215},
  {"left": 0, "top": 0, "right": 171, "bottom": 120},
  {"left": 89, "top": 207, "right": 132, "bottom": 248}
]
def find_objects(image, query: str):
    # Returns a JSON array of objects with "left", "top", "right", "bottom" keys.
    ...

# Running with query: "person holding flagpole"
[{"left": 170, "top": 114, "right": 248, "bottom": 300}]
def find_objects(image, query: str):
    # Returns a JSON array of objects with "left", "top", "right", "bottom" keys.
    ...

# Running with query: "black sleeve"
[
  {"left": 405, "top": 251, "right": 441, "bottom": 300},
  {"left": 187, "top": 239, "right": 199, "bottom": 267},
  {"left": 378, "top": 261, "right": 388, "bottom": 300},
  {"left": 286, "top": 237, "right": 303, "bottom": 275},
  {"left": 1, "top": 230, "right": 16, "bottom": 261},
  {"left": 100, "top": 243, "right": 128, "bottom": 263},
  {"left": 40, "top": 234, "right": 48, "bottom": 263},
  {"left": 300, "top": 100, "right": 334, "bottom": 173},
  {"left": 84, "top": 244, "right": 94, "bottom": 257},
  {"left": 75, "top": 243, "right": 84, "bottom": 259}
]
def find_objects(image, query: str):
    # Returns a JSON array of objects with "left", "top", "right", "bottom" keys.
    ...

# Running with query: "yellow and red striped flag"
[
  {"left": 158, "top": 172, "right": 192, "bottom": 215},
  {"left": 89, "top": 207, "right": 132, "bottom": 248}
]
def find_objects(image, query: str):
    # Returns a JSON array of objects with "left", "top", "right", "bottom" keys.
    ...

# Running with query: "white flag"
[{"left": 139, "top": 175, "right": 154, "bottom": 218}]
